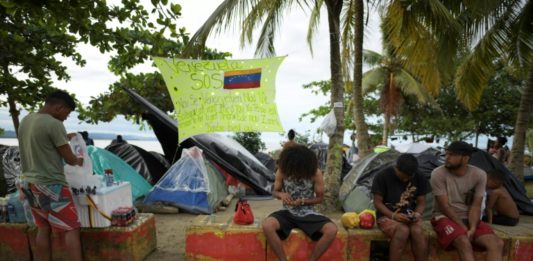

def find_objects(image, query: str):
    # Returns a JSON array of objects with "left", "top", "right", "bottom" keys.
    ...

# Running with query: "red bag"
[{"left": 233, "top": 199, "right": 254, "bottom": 225}]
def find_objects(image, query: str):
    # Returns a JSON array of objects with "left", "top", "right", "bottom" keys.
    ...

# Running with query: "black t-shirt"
[{"left": 371, "top": 166, "right": 430, "bottom": 218}]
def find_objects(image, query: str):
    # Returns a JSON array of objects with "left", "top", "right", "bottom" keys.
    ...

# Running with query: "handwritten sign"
[{"left": 153, "top": 57, "right": 285, "bottom": 141}]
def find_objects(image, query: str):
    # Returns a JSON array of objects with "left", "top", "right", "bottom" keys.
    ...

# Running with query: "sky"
[{"left": 1, "top": 1, "right": 383, "bottom": 151}]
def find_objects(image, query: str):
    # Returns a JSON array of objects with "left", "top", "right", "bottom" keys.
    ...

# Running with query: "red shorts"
[
  {"left": 431, "top": 216, "right": 494, "bottom": 250},
  {"left": 20, "top": 182, "right": 80, "bottom": 232}
]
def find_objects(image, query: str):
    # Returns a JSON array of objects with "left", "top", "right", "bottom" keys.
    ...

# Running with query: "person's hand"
[
  {"left": 467, "top": 228, "right": 475, "bottom": 241},
  {"left": 408, "top": 212, "right": 422, "bottom": 223},
  {"left": 278, "top": 192, "right": 294, "bottom": 205},
  {"left": 394, "top": 213, "right": 411, "bottom": 223}
]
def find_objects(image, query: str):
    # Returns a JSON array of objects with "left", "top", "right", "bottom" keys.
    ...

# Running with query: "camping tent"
[
  {"left": 144, "top": 147, "right": 228, "bottom": 214},
  {"left": 309, "top": 142, "right": 352, "bottom": 181},
  {"left": 255, "top": 152, "right": 276, "bottom": 173},
  {"left": 87, "top": 146, "right": 152, "bottom": 201},
  {"left": 339, "top": 150, "right": 401, "bottom": 212},
  {"left": 394, "top": 142, "right": 433, "bottom": 154},
  {"left": 123, "top": 88, "right": 274, "bottom": 195},
  {"left": 179, "top": 134, "right": 275, "bottom": 195},
  {"left": 106, "top": 142, "right": 169, "bottom": 185},
  {"left": 2, "top": 146, "right": 21, "bottom": 194},
  {"left": 340, "top": 148, "right": 533, "bottom": 215}
]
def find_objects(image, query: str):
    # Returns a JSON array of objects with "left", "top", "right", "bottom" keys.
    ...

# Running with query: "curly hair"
[{"left": 278, "top": 144, "right": 317, "bottom": 179}]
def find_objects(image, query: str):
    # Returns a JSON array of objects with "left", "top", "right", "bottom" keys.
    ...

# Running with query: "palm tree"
[
  {"left": 362, "top": 49, "right": 434, "bottom": 145},
  {"left": 453, "top": 0, "right": 533, "bottom": 181},
  {"left": 182, "top": 0, "right": 346, "bottom": 211},
  {"left": 382, "top": 0, "right": 532, "bottom": 180}
]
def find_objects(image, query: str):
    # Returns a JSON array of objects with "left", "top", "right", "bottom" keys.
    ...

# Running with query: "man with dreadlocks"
[{"left": 262, "top": 145, "right": 337, "bottom": 261}]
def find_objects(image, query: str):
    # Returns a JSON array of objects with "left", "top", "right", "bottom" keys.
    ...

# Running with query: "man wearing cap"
[
  {"left": 372, "top": 154, "right": 430, "bottom": 261},
  {"left": 430, "top": 141, "right": 503, "bottom": 261}
]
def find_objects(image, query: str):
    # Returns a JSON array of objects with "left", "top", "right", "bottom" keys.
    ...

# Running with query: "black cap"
[{"left": 446, "top": 141, "right": 473, "bottom": 156}]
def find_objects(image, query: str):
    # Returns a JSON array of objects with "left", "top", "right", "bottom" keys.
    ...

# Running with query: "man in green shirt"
[{"left": 18, "top": 90, "right": 83, "bottom": 261}]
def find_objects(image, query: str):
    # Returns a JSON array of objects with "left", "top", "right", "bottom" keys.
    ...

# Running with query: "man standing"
[
  {"left": 431, "top": 141, "right": 503, "bottom": 261},
  {"left": 18, "top": 90, "right": 83, "bottom": 261},
  {"left": 372, "top": 153, "right": 430, "bottom": 261}
]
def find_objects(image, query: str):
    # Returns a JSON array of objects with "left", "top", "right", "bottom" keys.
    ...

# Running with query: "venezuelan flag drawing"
[{"left": 224, "top": 68, "right": 262, "bottom": 89}]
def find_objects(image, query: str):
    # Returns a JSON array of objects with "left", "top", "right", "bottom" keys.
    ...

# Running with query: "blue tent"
[{"left": 144, "top": 147, "right": 227, "bottom": 214}]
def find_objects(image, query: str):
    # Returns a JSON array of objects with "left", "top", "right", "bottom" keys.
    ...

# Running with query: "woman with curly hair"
[{"left": 262, "top": 144, "right": 337, "bottom": 261}]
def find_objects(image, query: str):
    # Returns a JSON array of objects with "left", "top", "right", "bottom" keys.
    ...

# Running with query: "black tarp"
[
  {"left": 123, "top": 88, "right": 274, "bottom": 195},
  {"left": 122, "top": 87, "right": 179, "bottom": 163},
  {"left": 105, "top": 143, "right": 169, "bottom": 185},
  {"left": 180, "top": 134, "right": 274, "bottom": 195},
  {"left": 255, "top": 152, "right": 276, "bottom": 173},
  {"left": 2, "top": 146, "right": 21, "bottom": 194}
]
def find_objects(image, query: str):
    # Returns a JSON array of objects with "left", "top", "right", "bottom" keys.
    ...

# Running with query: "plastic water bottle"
[{"left": 104, "top": 169, "right": 114, "bottom": 187}]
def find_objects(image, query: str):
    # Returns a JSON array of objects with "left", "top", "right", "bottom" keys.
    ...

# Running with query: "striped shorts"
[{"left": 20, "top": 182, "right": 80, "bottom": 231}]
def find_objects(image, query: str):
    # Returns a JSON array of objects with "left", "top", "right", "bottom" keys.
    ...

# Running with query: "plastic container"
[{"left": 72, "top": 182, "right": 132, "bottom": 228}]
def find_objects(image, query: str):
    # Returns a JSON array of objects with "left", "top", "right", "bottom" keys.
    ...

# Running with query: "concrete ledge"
[
  {"left": 186, "top": 215, "right": 267, "bottom": 261},
  {"left": 2, "top": 213, "right": 156, "bottom": 261},
  {"left": 0, "top": 223, "right": 31, "bottom": 261},
  {"left": 185, "top": 217, "right": 526, "bottom": 261}
]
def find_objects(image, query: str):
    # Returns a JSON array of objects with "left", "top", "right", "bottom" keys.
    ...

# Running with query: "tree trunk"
[
  {"left": 352, "top": 0, "right": 371, "bottom": 157},
  {"left": 321, "top": 0, "right": 345, "bottom": 212},
  {"left": 8, "top": 95, "right": 20, "bottom": 137},
  {"left": 382, "top": 113, "right": 390, "bottom": 146},
  {"left": 508, "top": 64, "right": 533, "bottom": 182}
]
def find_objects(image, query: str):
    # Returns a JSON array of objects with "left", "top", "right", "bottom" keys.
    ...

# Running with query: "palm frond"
[
  {"left": 306, "top": 0, "right": 324, "bottom": 56},
  {"left": 362, "top": 49, "right": 383, "bottom": 67},
  {"left": 382, "top": 1, "right": 442, "bottom": 95},
  {"left": 455, "top": 3, "right": 519, "bottom": 110},
  {"left": 362, "top": 68, "right": 386, "bottom": 93},
  {"left": 183, "top": 0, "right": 258, "bottom": 58},
  {"left": 509, "top": 0, "right": 533, "bottom": 69},
  {"left": 340, "top": 0, "right": 356, "bottom": 80},
  {"left": 394, "top": 69, "right": 433, "bottom": 104},
  {"left": 249, "top": 0, "right": 286, "bottom": 57}
]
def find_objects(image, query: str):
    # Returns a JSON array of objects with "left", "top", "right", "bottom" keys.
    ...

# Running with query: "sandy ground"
[{"left": 143, "top": 198, "right": 284, "bottom": 261}]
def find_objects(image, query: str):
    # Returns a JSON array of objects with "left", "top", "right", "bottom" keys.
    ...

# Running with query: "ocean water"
[{"left": 0, "top": 138, "right": 164, "bottom": 154}]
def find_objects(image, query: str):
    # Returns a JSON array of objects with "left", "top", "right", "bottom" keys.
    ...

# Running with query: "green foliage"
[
  {"left": 398, "top": 67, "right": 522, "bottom": 141},
  {"left": 299, "top": 80, "right": 381, "bottom": 133},
  {"left": 231, "top": 132, "right": 266, "bottom": 154},
  {"left": 0, "top": 0, "right": 199, "bottom": 129}
]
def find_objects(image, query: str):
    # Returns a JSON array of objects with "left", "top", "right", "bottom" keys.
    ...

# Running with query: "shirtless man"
[{"left": 483, "top": 169, "right": 519, "bottom": 226}]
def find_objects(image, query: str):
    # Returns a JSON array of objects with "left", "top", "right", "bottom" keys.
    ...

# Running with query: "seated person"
[
  {"left": 483, "top": 169, "right": 519, "bottom": 226},
  {"left": 262, "top": 145, "right": 337, "bottom": 261},
  {"left": 372, "top": 154, "right": 430, "bottom": 261}
]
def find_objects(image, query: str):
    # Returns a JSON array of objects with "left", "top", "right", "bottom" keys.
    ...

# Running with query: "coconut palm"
[
  {"left": 381, "top": 0, "right": 532, "bottom": 180},
  {"left": 362, "top": 49, "right": 435, "bottom": 145},
  {"left": 453, "top": 0, "right": 533, "bottom": 181},
  {"left": 182, "top": 0, "right": 347, "bottom": 211}
]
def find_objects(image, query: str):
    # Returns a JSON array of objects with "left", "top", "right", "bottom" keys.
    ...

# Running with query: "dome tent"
[
  {"left": 106, "top": 142, "right": 169, "bottom": 185},
  {"left": 144, "top": 147, "right": 228, "bottom": 214}
]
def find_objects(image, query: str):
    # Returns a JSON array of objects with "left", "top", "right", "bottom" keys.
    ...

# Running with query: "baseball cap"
[{"left": 446, "top": 141, "right": 473, "bottom": 156}]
